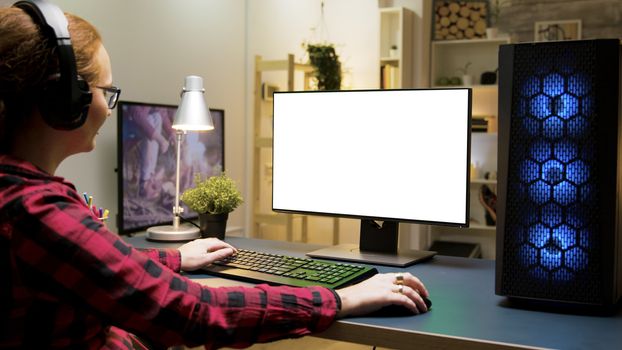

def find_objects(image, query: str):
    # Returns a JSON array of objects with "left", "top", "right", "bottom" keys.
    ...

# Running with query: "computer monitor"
[
  {"left": 272, "top": 89, "right": 471, "bottom": 266},
  {"left": 117, "top": 101, "right": 224, "bottom": 234}
]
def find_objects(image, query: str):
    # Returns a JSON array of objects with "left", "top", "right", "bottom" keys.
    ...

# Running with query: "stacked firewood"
[{"left": 434, "top": 1, "right": 488, "bottom": 40}]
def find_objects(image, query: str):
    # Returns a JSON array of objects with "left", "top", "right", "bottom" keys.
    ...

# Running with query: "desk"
[{"left": 123, "top": 235, "right": 622, "bottom": 350}]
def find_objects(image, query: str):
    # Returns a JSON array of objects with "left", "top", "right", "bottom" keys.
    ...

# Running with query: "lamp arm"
[{"left": 172, "top": 130, "right": 184, "bottom": 228}]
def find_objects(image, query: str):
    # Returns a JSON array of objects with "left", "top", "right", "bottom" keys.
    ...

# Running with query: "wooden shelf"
[
  {"left": 252, "top": 54, "right": 313, "bottom": 242},
  {"left": 432, "top": 37, "right": 511, "bottom": 46},
  {"left": 379, "top": 7, "right": 413, "bottom": 89},
  {"left": 468, "top": 223, "right": 496, "bottom": 231},
  {"left": 251, "top": 55, "right": 339, "bottom": 244},
  {"left": 471, "top": 178, "right": 497, "bottom": 185},
  {"left": 432, "top": 84, "right": 498, "bottom": 90},
  {"left": 431, "top": 37, "right": 510, "bottom": 90}
]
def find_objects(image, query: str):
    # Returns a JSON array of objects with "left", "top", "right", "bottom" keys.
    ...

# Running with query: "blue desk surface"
[{"left": 124, "top": 235, "right": 622, "bottom": 350}]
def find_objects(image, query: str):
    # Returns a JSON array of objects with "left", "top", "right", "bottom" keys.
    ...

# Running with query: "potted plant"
[
  {"left": 456, "top": 61, "right": 473, "bottom": 86},
  {"left": 180, "top": 173, "right": 243, "bottom": 239},
  {"left": 304, "top": 42, "right": 342, "bottom": 90},
  {"left": 487, "top": 0, "right": 508, "bottom": 38}
]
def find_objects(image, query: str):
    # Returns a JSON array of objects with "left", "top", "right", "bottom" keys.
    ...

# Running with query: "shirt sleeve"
[
  {"left": 136, "top": 248, "right": 181, "bottom": 272},
  {"left": 15, "top": 187, "right": 339, "bottom": 349}
]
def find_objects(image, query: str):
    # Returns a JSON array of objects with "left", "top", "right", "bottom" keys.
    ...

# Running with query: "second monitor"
[{"left": 272, "top": 88, "right": 472, "bottom": 266}]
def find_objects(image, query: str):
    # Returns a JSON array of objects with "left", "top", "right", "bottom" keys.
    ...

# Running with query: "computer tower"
[{"left": 496, "top": 39, "right": 622, "bottom": 307}]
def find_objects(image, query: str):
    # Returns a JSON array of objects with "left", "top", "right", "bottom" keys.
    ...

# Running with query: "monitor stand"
[{"left": 306, "top": 219, "right": 437, "bottom": 267}]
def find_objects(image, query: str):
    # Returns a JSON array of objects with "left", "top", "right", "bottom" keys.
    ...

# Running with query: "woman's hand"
[
  {"left": 335, "top": 272, "right": 429, "bottom": 318},
  {"left": 178, "top": 238, "right": 237, "bottom": 271}
]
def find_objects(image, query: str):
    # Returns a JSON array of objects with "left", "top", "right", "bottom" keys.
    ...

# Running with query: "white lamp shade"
[{"left": 173, "top": 75, "right": 215, "bottom": 131}]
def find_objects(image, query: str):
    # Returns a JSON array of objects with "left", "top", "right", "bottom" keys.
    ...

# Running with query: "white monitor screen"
[{"left": 272, "top": 89, "right": 471, "bottom": 226}]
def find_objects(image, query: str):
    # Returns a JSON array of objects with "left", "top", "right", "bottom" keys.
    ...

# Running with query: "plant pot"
[
  {"left": 486, "top": 27, "right": 498, "bottom": 39},
  {"left": 199, "top": 212, "right": 229, "bottom": 240}
]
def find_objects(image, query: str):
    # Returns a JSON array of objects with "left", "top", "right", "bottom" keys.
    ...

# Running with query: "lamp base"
[{"left": 146, "top": 223, "right": 200, "bottom": 241}]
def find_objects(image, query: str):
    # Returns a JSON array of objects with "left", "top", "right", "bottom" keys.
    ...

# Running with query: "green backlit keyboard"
[{"left": 202, "top": 248, "right": 378, "bottom": 289}]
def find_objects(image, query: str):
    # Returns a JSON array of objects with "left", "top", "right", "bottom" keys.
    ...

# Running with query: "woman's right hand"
[
  {"left": 178, "top": 238, "right": 237, "bottom": 271},
  {"left": 335, "top": 272, "right": 429, "bottom": 318}
]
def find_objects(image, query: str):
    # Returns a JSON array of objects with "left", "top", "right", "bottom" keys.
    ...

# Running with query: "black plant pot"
[{"left": 199, "top": 212, "right": 229, "bottom": 240}]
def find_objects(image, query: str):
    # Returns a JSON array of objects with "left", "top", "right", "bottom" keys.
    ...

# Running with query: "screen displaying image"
[{"left": 117, "top": 101, "right": 224, "bottom": 234}]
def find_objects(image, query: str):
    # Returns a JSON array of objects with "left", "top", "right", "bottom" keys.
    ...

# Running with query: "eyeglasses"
[{"left": 95, "top": 86, "right": 121, "bottom": 109}]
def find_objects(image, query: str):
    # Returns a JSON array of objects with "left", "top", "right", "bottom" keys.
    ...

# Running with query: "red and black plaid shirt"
[{"left": 0, "top": 155, "right": 339, "bottom": 349}]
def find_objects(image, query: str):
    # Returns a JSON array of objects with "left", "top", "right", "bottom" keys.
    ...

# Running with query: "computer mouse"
[{"left": 370, "top": 296, "right": 432, "bottom": 317}]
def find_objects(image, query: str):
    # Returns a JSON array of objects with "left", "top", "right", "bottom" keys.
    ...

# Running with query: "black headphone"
[{"left": 13, "top": 0, "right": 92, "bottom": 130}]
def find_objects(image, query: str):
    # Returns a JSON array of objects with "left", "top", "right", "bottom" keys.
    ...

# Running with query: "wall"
[{"left": 497, "top": 0, "right": 622, "bottom": 41}]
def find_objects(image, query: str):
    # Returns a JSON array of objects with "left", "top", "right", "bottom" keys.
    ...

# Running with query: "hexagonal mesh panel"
[{"left": 501, "top": 41, "right": 604, "bottom": 303}]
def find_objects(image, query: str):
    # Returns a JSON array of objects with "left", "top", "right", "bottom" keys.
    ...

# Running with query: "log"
[
  {"left": 474, "top": 19, "right": 487, "bottom": 35},
  {"left": 457, "top": 17, "right": 469, "bottom": 30},
  {"left": 459, "top": 6, "right": 470, "bottom": 18},
  {"left": 438, "top": 6, "right": 449, "bottom": 16},
  {"left": 448, "top": 2, "right": 460, "bottom": 13}
]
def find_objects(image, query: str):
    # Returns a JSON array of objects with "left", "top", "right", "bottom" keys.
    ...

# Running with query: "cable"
[{"left": 179, "top": 215, "right": 200, "bottom": 229}]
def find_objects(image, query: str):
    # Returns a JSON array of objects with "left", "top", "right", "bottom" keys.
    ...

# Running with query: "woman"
[{"left": 0, "top": 3, "right": 429, "bottom": 349}]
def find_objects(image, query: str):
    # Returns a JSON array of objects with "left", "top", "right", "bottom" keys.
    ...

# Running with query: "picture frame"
[{"left": 534, "top": 19, "right": 582, "bottom": 42}]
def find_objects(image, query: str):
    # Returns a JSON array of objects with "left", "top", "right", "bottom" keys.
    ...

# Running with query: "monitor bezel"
[
  {"left": 271, "top": 88, "right": 472, "bottom": 229},
  {"left": 116, "top": 100, "right": 225, "bottom": 235}
]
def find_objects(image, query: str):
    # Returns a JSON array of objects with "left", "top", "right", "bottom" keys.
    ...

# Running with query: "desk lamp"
[{"left": 146, "top": 75, "right": 214, "bottom": 241}]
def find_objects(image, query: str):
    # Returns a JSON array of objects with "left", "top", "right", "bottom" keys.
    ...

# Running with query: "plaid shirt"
[{"left": 0, "top": 155, "right": 339, "bottom": 349}]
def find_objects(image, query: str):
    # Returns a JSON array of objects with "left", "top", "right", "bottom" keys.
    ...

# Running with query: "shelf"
[
  {"left": 380, "top": 57, "right": 400, "bottom": 63},
  {"left": 430, "top": 37, "right": 510, "bottom": 91},
  {"left": 432, "top": 84, "right": 498, "bottom": 90},
  {"left": 468, "top": 223, "right": 496, "bottom": 231},
  {"left": 256, "top": 59, "right": 313, "bottom": 73},
  {"left": 379, "top": 7, "right": 413, "bottom": 89},
  {"left": 471, "top": 178, "right": 497, "bottom": 184},
  {"left": 432, "top": 37, "right": 511, "bottom": 46},
  {"left": 253, "top": 54, "right": 314, "bottom": 242}
]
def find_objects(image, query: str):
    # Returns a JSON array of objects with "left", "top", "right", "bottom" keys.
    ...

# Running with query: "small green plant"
[
  {"left": 181, "top": 173, "right": 243, "bottom": 215},
  {"left": 304, "top": 42, "right": 342, "bottom": 90},
  {"left": 489, "top": 0, "right": 509, "bottom": 26},
  {"left": 456, "top": 62, "right": 472, "bottom": 76}
]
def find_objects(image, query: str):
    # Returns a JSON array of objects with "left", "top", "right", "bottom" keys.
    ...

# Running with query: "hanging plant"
[{"left": 305, "top": 43, "right": 342, "bottom": 91}]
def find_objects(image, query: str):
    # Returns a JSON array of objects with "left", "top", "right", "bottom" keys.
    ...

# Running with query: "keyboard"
[{"left": 202, "top": 249, "right": 378, "bottom": 289}]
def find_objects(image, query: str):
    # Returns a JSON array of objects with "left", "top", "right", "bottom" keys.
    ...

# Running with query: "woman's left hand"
[{"left": 178, "top": 238, "right": 237, "bottom": 271}]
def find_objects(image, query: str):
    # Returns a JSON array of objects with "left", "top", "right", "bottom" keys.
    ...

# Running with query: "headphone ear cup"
[
  {"left": 38, "top": 77, "right": 92, "bottom": 130},
  {"left": 38, "top": 78, "right": 67, "bottom": 129},
  {"left": 73, "top": 78, "right": 92, "bottom": 127}
]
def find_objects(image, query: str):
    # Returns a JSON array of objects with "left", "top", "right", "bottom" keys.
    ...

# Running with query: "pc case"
[{"left": 496, "top": 39, "right": 622, "bottom": 307}]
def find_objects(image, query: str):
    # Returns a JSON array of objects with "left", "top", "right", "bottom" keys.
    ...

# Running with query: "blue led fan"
[{"left": 517, "top": 70, "right": 592, "bottom": 277}]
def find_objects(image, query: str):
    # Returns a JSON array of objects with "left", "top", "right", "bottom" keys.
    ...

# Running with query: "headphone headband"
[{"left": 13, "top": 0, "right": 92, "bottom": 130}]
